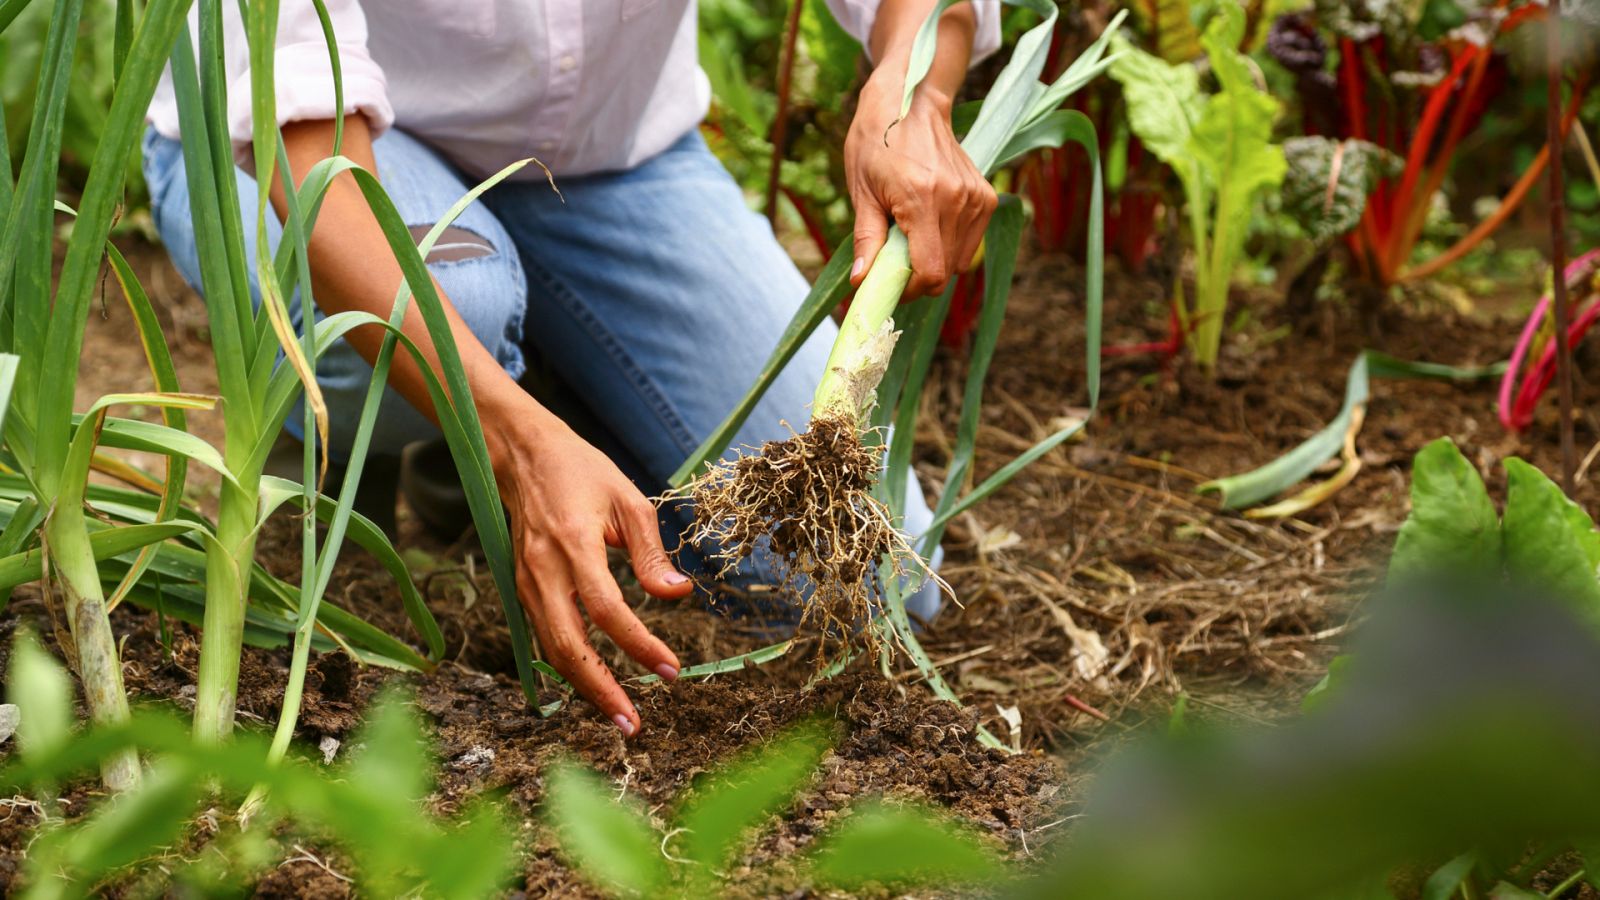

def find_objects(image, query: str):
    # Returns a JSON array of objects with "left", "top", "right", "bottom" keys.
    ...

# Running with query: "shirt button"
[{"left": 558, "top": 54, "right": 577, "bottom": 72}]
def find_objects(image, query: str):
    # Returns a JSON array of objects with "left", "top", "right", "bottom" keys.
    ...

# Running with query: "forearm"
[
  {"left": 867, "top": 0, "right": 976, "bottom": 108},
  {"left": 270, "top": 116, "right": 555, "bottom": 467}
]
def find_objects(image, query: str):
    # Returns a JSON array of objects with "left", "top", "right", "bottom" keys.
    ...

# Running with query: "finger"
[
  {"left": 566, "top": 535, "right": 681, "bottom": 680},
  {"left": 956, "top": 180, "right": 996, "bottom": 274},
  {"left": 903, "top": 201, "right": 949, "bottom": 300},
  {"left": 521, "top": 540, "right": 641, "bottom": 736},
  {"left": 619, "top": 496, "right": 695, "bottom": 601},
  {"left": 851, "top": 196, "right": 890, "bottom": 288}
]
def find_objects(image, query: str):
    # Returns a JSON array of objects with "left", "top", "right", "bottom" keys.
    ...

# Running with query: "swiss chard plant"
[
  {"left": 544, "top": 721, "right": 1003, "bottom": 898},
  {"left": 1388, "top": 437, "right": 1600, "bottom": 620},
  {"left": 1110, "top": 4, "right": 1286, "bottom": 372},
  {"left": 1267, "top": 1, "right": 1573, "bottom": 289}
]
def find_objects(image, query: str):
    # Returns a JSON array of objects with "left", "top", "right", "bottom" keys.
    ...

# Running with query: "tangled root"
[{"left": 674, "top": 416, "right": 929, "bottom": 664}]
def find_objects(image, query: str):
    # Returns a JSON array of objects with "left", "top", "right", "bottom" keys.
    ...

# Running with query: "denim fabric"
[{"left": 142, "top": 125, "right": 944, "bottom": 621}]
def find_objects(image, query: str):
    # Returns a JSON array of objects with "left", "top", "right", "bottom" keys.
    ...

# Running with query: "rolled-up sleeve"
[
  {"left": 822, "top": 0, "right": 1002, "bottom": 64},
  {"left": 224, "top": 0, "right": 392, "bottom": 168}
]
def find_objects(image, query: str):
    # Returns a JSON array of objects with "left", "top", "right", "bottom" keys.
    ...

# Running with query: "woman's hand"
[
  {"left": 485, "top": 394, "right": 694, "bottom": 737},
  {"left": 844, "top": 0, "right": 995, "bottom": 300}
]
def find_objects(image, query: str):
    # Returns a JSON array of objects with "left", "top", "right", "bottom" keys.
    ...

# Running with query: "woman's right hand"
[
  {"left": 278, "top": 116, "right": 686, "bottom": 737},
  {"left": 484, "top": 392, "right": 694, "bottom": 737}
]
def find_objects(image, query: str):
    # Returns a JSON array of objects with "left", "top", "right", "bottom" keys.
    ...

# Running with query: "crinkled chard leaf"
[{"left": 1281, "top": 136, "right": 1402, "bottom": 242}]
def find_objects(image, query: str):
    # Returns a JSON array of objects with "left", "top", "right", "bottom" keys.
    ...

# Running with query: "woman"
[{"left": 143, "top": 0, "right": 998, "bottom": 737}]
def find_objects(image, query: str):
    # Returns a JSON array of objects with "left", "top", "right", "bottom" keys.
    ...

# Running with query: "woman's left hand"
[{"left": 844, "top": 62, "right": 996, "bottom": 300}]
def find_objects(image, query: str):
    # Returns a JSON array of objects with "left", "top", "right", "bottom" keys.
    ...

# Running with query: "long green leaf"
[
  {"left": 1, "top": 0, "right": 83, "bottom": 438},
  {"left": 669, "top": 244, "right": 855, "bottom": 487},
  {"left": 35, "top": 0, "right": 192, "bottom": 474},
  {"left": 259, "top": 476, "right": 444, "bottom": 661},
  {"left": 918, "top": 196, "right": 1021, "bottom": 557},
  {"left": 676, "top": 724, "right": 831, "bottom": 872},
  {"left": 0, "top": 522, "right": 196, "bottom": 591},
  {"left": 545, "top": 762, "right": 669, "bottom": 897},
  {"left": 1199, "top": 352, "right": 1505, "bottom": 510},
  {"left": 807, "top": 802, "right": 1003, "bottom": 889},
  {"left": 921, "top": 111, "right": 1104, "bottom": 538}
]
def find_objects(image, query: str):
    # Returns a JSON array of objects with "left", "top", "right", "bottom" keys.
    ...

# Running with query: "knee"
[{"left": 412, "top": 223, "right": 527, "bottom": 373}]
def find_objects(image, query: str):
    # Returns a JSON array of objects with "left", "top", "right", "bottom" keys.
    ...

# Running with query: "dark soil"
[{"left": 3, "top": 237, "right": 1592, "bottom": 896}]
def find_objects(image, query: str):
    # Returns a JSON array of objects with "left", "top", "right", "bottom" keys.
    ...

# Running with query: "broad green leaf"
[
  {"left": 1133, "top": 0, "right": 1201, "bottom": 62},
  {"left": 1502, "top": 458, "right": 1600, "bottom": 617},
  {"left": 38, "top": 759, "right": 200, "bottom": 878},
  {"left": 675, "top": 723, "right": 831, "bottom": 870},
  {"left": 1301, "top": 654, "right": 1353, "bottom": 714},
  {"left": 344, "top": 689, "right": 432, "bottom": 807},
  {"left": 1281, "top": 137, "right": 1402, "bottom": 243},
  {"left": 1108, "top": 38, "right": 1203, "bottom": 182},
  {"left": 6, "top": 628, "right": 71, "bottom": 761},
  {"left": 1420, "top": 852, "right": 1477, "bottom": 900},
  {"left": 807, "top": 802, "right": 1004, "bottom": 889},
  {"left": 545, "top": 762, "right": 669, "bottom": 897},
  {"left": 1389, "top": 438, "right": 1501, "bottom": 581}
]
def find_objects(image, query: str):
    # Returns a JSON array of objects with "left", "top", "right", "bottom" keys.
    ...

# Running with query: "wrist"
[{"left": 478, "top": 379, "right": 562, "bottom": 483}]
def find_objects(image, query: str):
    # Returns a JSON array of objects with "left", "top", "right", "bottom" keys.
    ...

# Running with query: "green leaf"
[
  {"left": 1502, "top": 458, "right": 1600, "bottom": 618},
  {"left": 1301, "top": 654, "right": 1353, "bottom": 714},
  {"left": 545, "top": 761, "right": 668, "bottom": 897},
  {"left": 6, "top": 628, "right": 71, "bottom": 761},
  {"left": 1389, "top": 438, "right": 1501, "bottom": 581},
  {"left": 1281, "top": 137, "right": 1402, "bottom": 243},
  {"left": 634, "top": 639, "right": 796, "bottom": 685},
  {"left": 1133, "top": 0, "right": 1202, "bottom": 62},
  {"left": 1108, "top": 38, "right": 1203, "bottom": 179},
  {"left": 37, "top": 759, "right": 201, "bottom": 878},
  {"left": 1420, "top": 852, "right": 1477, "bottom": 900},
  {"left": 668, "top": 244, "right": 853, "bottom": 487},
  {"left": 807, "top": 801, "right": 1004, "bottom": 889},
  {"left": 344, "top": 689, "right": 433, "bottom": 807},
  {"left": 1200, "top": 352, "right": 1505, "bottom": 510},
  {"left": 258, "top": 476, "right": 444, "bottom": 661},
  {"left": 1488, "top": 882, "right": 1546, "bottom": 900},
  {"left": 675, "top": 723, "right": 831, "bottom": 870}
]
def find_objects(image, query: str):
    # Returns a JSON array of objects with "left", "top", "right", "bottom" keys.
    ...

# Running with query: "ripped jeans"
[{"left": 140, "top": 125, "right": 944, "bottom": 621}]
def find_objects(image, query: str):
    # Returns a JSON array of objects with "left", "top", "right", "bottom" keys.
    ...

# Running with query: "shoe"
[
  {"left": 263, "top": 432, "right": 401, "bottom": 539},
  {"left": 400, "top": 438, "right": 474, "bottom": 541}
]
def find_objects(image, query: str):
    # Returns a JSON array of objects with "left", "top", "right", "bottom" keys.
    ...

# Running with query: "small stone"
[
  {"left": 318, "top": 736, "right": 341, "bottom": 764},
  {"left": 452, "top": 746, "right": 495, "bottom": 770},
  {"left": 0, "top": 704, "right": 19, "bottom": 744}
]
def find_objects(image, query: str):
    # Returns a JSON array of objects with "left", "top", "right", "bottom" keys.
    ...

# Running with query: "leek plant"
[
  {"left": 0, "top": 0, "right": 544, "bottom": 793},
  {"left": 674, "top": 3, "right": 1118, "bottom": 731},
  {"left": 165, "top": 0, "right": 543, "bottom": 751},
  {"left": 0, "top": 0, "right": 202, "bottom": 791}
]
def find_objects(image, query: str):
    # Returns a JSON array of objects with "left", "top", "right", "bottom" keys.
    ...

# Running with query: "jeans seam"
[{"left": 521, "top": 261, "right": 699, "bottom": 457}]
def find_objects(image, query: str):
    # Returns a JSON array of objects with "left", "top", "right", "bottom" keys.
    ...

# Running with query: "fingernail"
[
  {"left": 851, "top": 257, "right": 865, "bottom": 279},
  {"left": 664, "top": 571, "right": 689, "bottom": 586},
  {"left": 654, "top": 663, "right": 679, "bottom": 681},
  {"left": 612, "top": 713, "right": 636, "bottom": 737}
]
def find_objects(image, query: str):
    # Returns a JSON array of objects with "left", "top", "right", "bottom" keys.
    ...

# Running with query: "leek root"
[{"left": 680, "top": 231, "right": 925, "bottom": 662}]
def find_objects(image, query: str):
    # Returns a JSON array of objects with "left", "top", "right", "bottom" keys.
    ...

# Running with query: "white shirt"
[{"left": 147, "top": 1, "right": 1000, "bottom": 180}]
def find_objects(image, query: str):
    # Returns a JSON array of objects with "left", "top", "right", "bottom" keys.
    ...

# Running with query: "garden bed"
[{"left": 1, "top": 238, "right": 1590, "bottom": 896}]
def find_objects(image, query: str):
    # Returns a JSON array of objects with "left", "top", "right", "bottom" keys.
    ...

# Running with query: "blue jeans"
[{"left": 142, "top": 126, "right": 942, "bottom": 621}]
